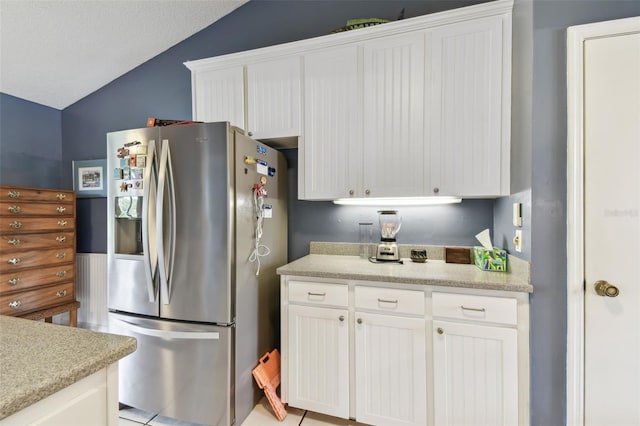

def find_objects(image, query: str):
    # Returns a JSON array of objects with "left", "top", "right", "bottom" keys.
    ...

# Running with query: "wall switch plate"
[
  {"left": 513, "top": 203, "right": 522, "bottom": 227},
  {"left": 513, "top": 230, "right": 522, "bottom": 252}
]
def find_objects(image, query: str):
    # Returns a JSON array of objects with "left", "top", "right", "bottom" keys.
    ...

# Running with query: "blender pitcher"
[{"left": 375, "top": 210, "right": 402, "bottom": 261}]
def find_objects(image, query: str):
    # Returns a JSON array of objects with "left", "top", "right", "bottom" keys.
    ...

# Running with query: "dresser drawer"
[
  {"left": 0, "top": 231, "right": 74, "bottom": 253},
  {"left": 0, "top": 264, "right": 76, "bottom": 294},
  {"left": 355, "top": 286, "right": 424, "bottom": 316},
  {"left": 0, "top": 282, "right": 75, "bottom": 316},
  {"left": 432, "top": 292, "right": 517, "bottom": 325},
  {"left": 0, "top": 217, "right": 74, "bottom": 233},
  {"left": 0, "top": 202, "right": 74, "bottom": 217},
  {"left": 0, "top": 187, "right": 75, "bottom": 204},
  {"left": 1, "top": 247, "right": 74, "bottom": 271},
  {"left": 288, "top": 280, "right": 348, "bottom": 307}
]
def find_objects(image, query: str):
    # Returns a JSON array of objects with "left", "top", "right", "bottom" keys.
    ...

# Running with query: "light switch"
[
  {"left": 513, "top": 203, "right": 522, "bottom": 227},
  {"left": 513, "top": 230, "right": 522, "bottom": 252}
]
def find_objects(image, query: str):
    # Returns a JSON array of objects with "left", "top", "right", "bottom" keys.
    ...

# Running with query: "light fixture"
[{"left": 332, "top": 197, "right": 462, "bottom": 206}]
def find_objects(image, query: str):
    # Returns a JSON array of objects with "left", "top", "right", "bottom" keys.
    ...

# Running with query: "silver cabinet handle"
[
  {"left": 56, "top": 270, "right": 67, "bottom": 277},
  {"left": 57, "top": 220, "right": 68, "bottom": 227},
  {"left": 378, "top": 298, "right": 398, "bottom": 304},
  {"left": 461, "top": 305, "right": 486, "bottom": 312},
  {"left": 433, "top": 187, "right": 440, "bottom": 194},
  {"left": 8, "top": 191, "right": 20, "bottom": 198},
  {"left": 357, "top": 318, "right": 363, "bottom": 324},
  {"left": 9, "top": 300, "right": 21, "bottom": 309},
  {"left": 307, "top": 292, "right": 326, "bottom": 297},
  {"left": 7, "top": 258, "right": 21, "bottom": 265},
  {"left": 437, "top": 327, "right": 444, "bottom": 335},
  {"left": 56, "top": 206, "right": 67, "bottom": 213},
  {"left": 339, "top": 315, "right": 345, "bottom": 322},
  {"left": 8, "top": 278, "right": 19, "bottom": 286},
  {"left": 56, "top": 193, "right": 67, "bottom": 200},
  {"left": 55, "top": 252, "right": 66, "bottom": 259},
  {"left": 8, "top": 205, "right": 21, "bottom": 214},
  {"left": 55, "top": 235, "right": 66, "bottom": 243},
  {"left": 7, "top": 238, "right": 21, "bottom": 246},
  {"left": 9, "top": 221, "right": 22, "bottom": 229},
  {"left": 365, "top": 189, "right": 371, "bottom": 196},
  {"left": 56, "top": 290, "right": 67, "bottom": 297}
]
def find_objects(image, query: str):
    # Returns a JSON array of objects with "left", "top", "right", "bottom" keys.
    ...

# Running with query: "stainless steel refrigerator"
[{"left": 106, "top": 122, "right": 287, "bottom": 426}]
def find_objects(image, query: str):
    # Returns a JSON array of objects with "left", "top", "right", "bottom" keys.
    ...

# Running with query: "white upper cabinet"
[
  {"left": 246, "top": 57, "right": 301, "bottom": 140},
  {"left": 427, "top": 15, "right": 511, "bottom": 197},
  {"left": 191, "top": 65, "right": 245, "bottom": 129},
  {"left": 301, "top": 46, "right": 362, "bottom": 200}
]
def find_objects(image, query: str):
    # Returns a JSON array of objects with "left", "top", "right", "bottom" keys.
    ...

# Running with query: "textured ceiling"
[{"left": 0, "top": 0, "right": 248, "bottom": 110}]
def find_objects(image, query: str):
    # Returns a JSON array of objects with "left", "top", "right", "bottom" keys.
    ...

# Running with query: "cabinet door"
[
  {"left": 246, "top": 57, "right": 301, "bottom": 140},
  {"left": 362, "top": 33, "right": 426, "bottom": 198},
  {"left": 301, "top": 46, "right": 362, "bottom": 200},
  {"left": 427, "top": 16, "right": 509, "bottom": 196},
  {"left": 287, "top": 304, "right": 349, "bottom": 418},
  {"left": 192, "top": 66, "right": 245, "bottom": 129},
  {"left": 354, "top": 312, "right": 427, "bottom": 425},
  {"left": 433, "top": 320, "right": 518, "bottom": 426}
]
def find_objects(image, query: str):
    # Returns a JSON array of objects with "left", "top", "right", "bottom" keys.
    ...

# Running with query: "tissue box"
[{"left": 473, "top": 247, "right": 507, "bottom": 272}]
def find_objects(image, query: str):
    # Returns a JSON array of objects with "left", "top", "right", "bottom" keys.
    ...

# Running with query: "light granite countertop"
[
  {"left": 0, "top": 315, "right": 136, "bottom": 419},
  {"left": 277, "top": 245, "right": 532, "bottom": 293}
]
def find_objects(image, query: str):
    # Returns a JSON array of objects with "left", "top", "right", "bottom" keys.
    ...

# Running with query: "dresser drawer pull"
[
  {"left": 57, "top": 220, "right": 68, "bottom": 227},
  {"left": 56, "top": 206, "right": 67, "bottom": 213},
  {"left": 9, "top": 221, "right": 22, "bottom": 229},
  {"left": 55, "top": 252, "right": 66, "bottom": 259},
  {"left": 461, "top": 305, "right": 486, "bottom": 313},
  {"left": 8, "top": 278, "right": 19, "bottom": 286},
  {"left": 56, "top": 290, "right": 67, "bottom": 297},
  {"left": 56, "top": 193, "right": 67, "bottom": 200},
  {"left": 56, "top": 270, "right": 67, "bottom": 277},
  {"left": 8, "top": 205, "right": 21, "bottom": 214},
  {"left": 7, "top": 257, "right": 21, "bottom": 265},
  {"left": 7, "top": 238, "right": 21, "bottom": 246},
  {"left": 8, "top": 191, "right": 20, "bottom": 199},
  {"left": 307, "top": 292, "right": 326, "bottom": 297},
  {"left": 8, "top": 300, "right": 21, "bottom": 309},
  {"left": 378, "top": 298, "right": 398, "bottom": 304},
  {"left": 55, "top": 235, "right": 67, "bottom": 243}
]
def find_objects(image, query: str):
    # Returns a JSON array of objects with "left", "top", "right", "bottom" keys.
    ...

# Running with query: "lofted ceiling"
[{"left": 0, "top": 0, "right": 248, "bottom": 110}]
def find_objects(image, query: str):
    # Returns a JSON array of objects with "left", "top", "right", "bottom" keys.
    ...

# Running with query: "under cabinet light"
[{"left": 332, "top": 197, "right": 462, "bottom": 206}]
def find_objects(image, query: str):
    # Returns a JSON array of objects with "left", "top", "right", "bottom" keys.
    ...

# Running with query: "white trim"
[{"left": 566, "top": 16, "right": 640, "bottom": 426}]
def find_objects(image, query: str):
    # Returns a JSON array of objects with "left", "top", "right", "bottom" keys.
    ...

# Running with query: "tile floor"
[{"left": 118, "top": 398, "right": 367, "bottom": 426}]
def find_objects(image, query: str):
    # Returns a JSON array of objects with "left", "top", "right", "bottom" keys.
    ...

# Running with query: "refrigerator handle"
[
  {"left": 141, "top": 139, "right": 157, "bottom": 303},
  {"left": 113, "top": 317, "right": 221, "bottom": 340},
  {"left": 157, "top": 139, "right": 176, "bottom": 305}
]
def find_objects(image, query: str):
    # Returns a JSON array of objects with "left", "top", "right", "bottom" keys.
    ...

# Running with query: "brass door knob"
[{"left": 594, "top": 280, "right": 619, "bottom": 297}]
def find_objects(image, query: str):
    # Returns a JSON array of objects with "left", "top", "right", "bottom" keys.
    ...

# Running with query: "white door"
[{"left": 583, "top": 30, "right": 640, "bottom": 424}]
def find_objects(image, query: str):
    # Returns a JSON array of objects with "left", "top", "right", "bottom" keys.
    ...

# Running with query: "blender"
[{"left": 375, "top": 210, "right": 402, "bottom": 261}]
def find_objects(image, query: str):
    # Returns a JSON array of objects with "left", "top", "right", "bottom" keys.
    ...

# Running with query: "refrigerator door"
[
  {"left": 157, "top": 122, "right": 233, "bottom": 324},
  {"left": 109, "top": 312, "right": 233, "bottom": 426},
  {"left": 107, "top": 127, "right": 160, "bottom": 317}
]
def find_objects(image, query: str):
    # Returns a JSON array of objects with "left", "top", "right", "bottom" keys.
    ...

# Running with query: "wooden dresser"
[{"left": 0, "top": 186, "right": 79, "bottom": 326}]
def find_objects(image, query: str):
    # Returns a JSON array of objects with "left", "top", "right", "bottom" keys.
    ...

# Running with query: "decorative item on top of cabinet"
[{"left": 0, "top": 186, "right": 79, "bottom": 326}]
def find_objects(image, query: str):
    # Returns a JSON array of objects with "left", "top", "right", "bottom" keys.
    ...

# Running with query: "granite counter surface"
[
  {"left": 0, "top": 315, "right": 136, "bottom": 419},
  {"left": 277, "top": 254, "right": 532, "bottom": 293}
]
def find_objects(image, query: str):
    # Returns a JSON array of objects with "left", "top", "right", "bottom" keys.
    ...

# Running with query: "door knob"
[{"left": 594, "top": 280, "right": 619, "bottom": 297}]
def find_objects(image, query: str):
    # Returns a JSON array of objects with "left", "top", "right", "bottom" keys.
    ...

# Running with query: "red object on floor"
[{"left": 252, "top": 349, "right": 287, "bottom": 421}]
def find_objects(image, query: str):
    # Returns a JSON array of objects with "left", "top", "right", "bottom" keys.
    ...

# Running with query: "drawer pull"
[
  {"left": 437, "top": 327, "right": 444, "bottom": 335},
  {"left": 57, "top": 220, "right": 68, "bottom": 227},
  {"left": 8, "top": 278, "right": 19, "bottom": 286},
  {"left": 8, "top": 205, "right": 21, "bottom": 214},
  {"left": 9, "top": 221, "right": 22, "bottom": 229},
  {"left": 55, "top": 252, "right": 66, "bottom": 259},
  {"left": 8, "top": 191, "right": 20, "bottom": 199},
  {"left": 56, "top": 193, "right": 67, "bottom": 200},
  {"left": 461, "top": 305, "right": 486, "bottom": 313},
  {"left": 339, "top": 315, "right": 345, "bottom": 322},
  {"left": 7, "top": 238, "right": 21, "bottom": 246},
  {"left": 55, "top": 235, "right": 67, "bottom": 243},
  {"left": 56, "top": 206, "right": 67, "bottom": 213},
  {"left": 357, "top": 318, "right": 363, "bottom": 324},
  {"left": 307, "top": 292, "right": 326, "bottom": 297},
  {"left": 56, "top": 270, "right": 67, "bottom": 277},
  {"left": 7, "top": 257, "right": 21, "bottom": 265},
  {"left": 377, "top": 298, "right": 398, "bottom": 304},
  {"left": 8, "top": 300, "right": 21, "bottom": 309},
  {"left": 56, "top": 290, "right": 67, "bottom": 297}
]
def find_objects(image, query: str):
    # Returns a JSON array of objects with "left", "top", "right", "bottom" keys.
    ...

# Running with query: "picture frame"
[{"left": 72, "top": 159, "right": 107, "bottom": 198}]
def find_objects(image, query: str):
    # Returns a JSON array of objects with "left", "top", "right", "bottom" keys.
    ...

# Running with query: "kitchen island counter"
[
  {"left": 0, "top": 315, "right": 136, "bottom": 420},
  {"left": 277, "top": 253, "right": 532, "bottom": 293}
]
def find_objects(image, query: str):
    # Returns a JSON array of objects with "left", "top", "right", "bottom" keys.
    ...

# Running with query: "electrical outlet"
[{"left": 513, "top": 230, "right": 522, "bottom": 252}]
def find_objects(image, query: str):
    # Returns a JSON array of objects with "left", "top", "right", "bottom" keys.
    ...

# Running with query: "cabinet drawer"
[
  {"left": 0, "top": 282, "right": 75, "bottom": 316},
  {"left": 0, "top": 264, "right": 75, "bottom": 295},
  {"left": 0, "top": 187, "right": 74, "bottom": 204},
  {"left": 288, "top": 280, "right": 348, "bottom": 307},
  {"left": 0, "top": 231, "right": 74, "bottom": 253},
  {"left": 0, "top": 217, "right": 74, "bottom": 233},
  {"left": 0, "top": 202, "right": 74, "bottom": 217},
  {"left": 1, "top": 247, "right": 74, "bottom": 271},
  {"left": 355, "top": 286, "right": 424, "bottom": 316},
  {"left": 432, "top": 292, "right": 517, "bottom": 325}
]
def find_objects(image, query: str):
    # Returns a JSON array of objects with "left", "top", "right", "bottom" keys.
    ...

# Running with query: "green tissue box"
[{"left": 473, "top": 247, "right": 507, "bottom": 272}]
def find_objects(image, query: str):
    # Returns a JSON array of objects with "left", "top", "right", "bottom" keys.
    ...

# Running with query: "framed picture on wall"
[{"left": 73, "top": 159, "right": 107, "bottom": 198}]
